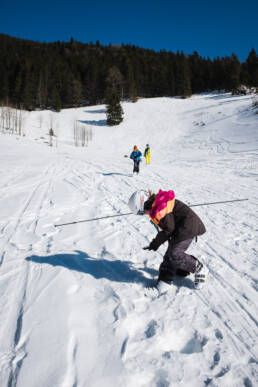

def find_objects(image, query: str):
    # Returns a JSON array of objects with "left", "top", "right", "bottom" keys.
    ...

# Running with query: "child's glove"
[
  {"left": 143, "top": 242, "right": 156, "bottom": 251},
  {"left": 143, "top": 240, "right": 159, "bottom": 251}
]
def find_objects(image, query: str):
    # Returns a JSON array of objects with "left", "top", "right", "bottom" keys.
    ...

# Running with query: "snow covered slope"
[{"left": 0, "top": 93, "right": 257, "bottom": 387}]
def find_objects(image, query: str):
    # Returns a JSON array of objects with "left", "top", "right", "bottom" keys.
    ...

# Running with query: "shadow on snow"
[
  {"left": 84, "top": 108, "right": 106, "bottom": 114},
  {"left": 79, "top": 119, "right": 106, "bottom": 126},
  {"left": 98, "top": 172, "right": 132, "bottom": 177},
  {"left": 25, "top": 250, "right": 157, "bottom": 286},
  {"left": 26, "top": 251, "right": 195, "bottom": 290}
]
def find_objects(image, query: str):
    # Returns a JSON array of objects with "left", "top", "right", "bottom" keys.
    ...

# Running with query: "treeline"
[{"left": 0, "top": 33, "right": 257, "bottom": 111}]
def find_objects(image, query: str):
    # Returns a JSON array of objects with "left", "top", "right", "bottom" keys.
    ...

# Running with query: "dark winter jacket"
[
  {"left": 144, "top": 147, "right": 150, "bottom": 156},
  {"left": 149, "top": 199, "right": 206, "bottom": 251},
  {"left": 130, "top": 150, "right": 142, "bottom": 161}
]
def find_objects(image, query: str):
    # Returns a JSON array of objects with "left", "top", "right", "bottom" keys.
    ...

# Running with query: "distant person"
[
  {"left": 128, "top": 189, "right": 208, "bottom": 294},
  {"left": 130, "top": 145, "right": 142, "bottom": 175},
  {"left": 144, "top": 144, "right": 151, "bottom": 164}
]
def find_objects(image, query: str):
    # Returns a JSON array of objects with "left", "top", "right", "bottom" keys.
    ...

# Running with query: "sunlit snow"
[{"left": 0, "top": 93, "right": 257, "bottom": 387}]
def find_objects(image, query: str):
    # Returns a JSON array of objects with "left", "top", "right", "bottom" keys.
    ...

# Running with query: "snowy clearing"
[{"left": 0, "top": 93, "right": 257, "bottom": 387}]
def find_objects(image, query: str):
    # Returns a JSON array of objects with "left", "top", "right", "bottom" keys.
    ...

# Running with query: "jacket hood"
[{"left": 150, "top": 190, "right": 175, "bottom": 219}]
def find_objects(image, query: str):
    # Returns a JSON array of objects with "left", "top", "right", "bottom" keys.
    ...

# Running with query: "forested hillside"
[{"left": 0, "top": 33, "right": 257, "bottom": 110}]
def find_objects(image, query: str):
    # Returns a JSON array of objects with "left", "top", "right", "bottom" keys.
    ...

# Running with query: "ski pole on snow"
[
  {"left": 54, "top": 198, "right": 248, "bottom": 227},
  {"left": 54, "top": 212, "right": 133, "bottom": 227},
  {"left": 188, "top": 198, "right": 248, "bottom": 207}
]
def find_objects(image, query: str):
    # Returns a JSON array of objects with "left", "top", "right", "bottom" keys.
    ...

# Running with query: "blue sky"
[{"left": 0, "top": 0, "right": 257, "bottom": 61}]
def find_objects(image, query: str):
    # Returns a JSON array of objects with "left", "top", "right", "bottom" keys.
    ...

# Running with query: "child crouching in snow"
[{"left": 128, "top": 189, "right": 208, "bottom": 294}]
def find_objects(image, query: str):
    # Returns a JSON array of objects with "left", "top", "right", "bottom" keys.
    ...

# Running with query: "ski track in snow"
[{"left": 0, "top": 93, "right": 257, "bottom": 387}]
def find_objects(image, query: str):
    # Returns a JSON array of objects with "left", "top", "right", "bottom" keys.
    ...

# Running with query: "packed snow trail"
[{"left": 0, "top": 93, "right": 257, "bottom": 387}]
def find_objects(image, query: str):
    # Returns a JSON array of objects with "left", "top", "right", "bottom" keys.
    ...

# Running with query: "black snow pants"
[
  {"left": 158, "top": 238, "right": 197, "bottom": 284},
  {"left": 133, "top": 160, "right": 140, "bottom": 173}
]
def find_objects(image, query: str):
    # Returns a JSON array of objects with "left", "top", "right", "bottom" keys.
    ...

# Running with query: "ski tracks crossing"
[
  {"left": 0, "top": 93, "right": 257, "bottom": 387},
  {"left": 0, "top": 160, "right": 67, "bottom": 387},
  {"left": 61, "top": 153, "right": 258, "bottom": 387}
]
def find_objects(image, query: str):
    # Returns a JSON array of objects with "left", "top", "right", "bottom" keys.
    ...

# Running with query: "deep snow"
[{"left": 0, "top": 93, "right": 257, "bottom": 387}]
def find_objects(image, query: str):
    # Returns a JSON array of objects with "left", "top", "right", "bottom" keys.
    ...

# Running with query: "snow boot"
[{"left": 194, "top": 259, "right": 208, "bottom": 289}]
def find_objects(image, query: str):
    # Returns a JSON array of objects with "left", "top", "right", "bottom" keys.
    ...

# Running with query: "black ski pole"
[
  {"left": 189, "top": 198, "right": 248, "bottom": 207},
  {"left": 54, "top": 198, "right": 248, "bottom": 227},
  {"left": 54, "top": 212, "right": 133, "bottom": 227}
]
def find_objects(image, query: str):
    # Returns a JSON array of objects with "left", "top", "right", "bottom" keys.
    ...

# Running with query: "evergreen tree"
[
  {"left": 106, "top": 88, "right": 124, "bottom": 126},
  {"left": 13, "top": 70, "right": 22, "bottom": 105},
  {"left": 212, "top": 57, "right": 226, "bottom": 90},
  {"left": 71, "top": 78, "right": 82, "bottom": 106},
  {"left": 129, "top": 80, "right": 138, "bottom": 102},
  {"left": 36, "top": 70, "right": 46, "bottom": 109},
  {"left": 22, "top": 67, "right": 36, "bottom": 110},
  {"left": 167, "top": 56, "right": 176, "bottom": 96},
  {"left": 0, "top": 66, "right": 9, "bottom": 103},
  {"left": 0, "top": 33, "right": 256, "bottom": 110},
  {"left": 51, "top": 87, "right": 62, "bottom": 112},
  {"left": 246, "top": 49, "right": 258, "bottom": 87},
  {"left": 239, "top": 63, "right": 249, "bottom": 86},
  {"left": 126, "top": 60, "right": 138, "bottom": 102},
  {"left": 106, "top": 66, "right": 124, "bottom": 97},
  {"left": 225, "top": 54, "right": 241, "bottom": 91},
  {"left": 189, "top": 51, "right": 206, "bottom": 93},
  {"left": 176, "top": 53, "right": 192, "bottom": 98},
  {"left": 85, "top": 59, "right": 99, "bottom": 104}
]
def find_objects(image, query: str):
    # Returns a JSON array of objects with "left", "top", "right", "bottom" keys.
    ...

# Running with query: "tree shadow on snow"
[
  {"left": 98, "top": 172, "right": 132, "bottom": 177},
  {"left": 79, "top": 119, "right": 106, "bottom": 126},
  {"left": 26, "top": 250, "right": 156, "bottom": 286},
  {"left": 203, "top": 93, "right": 248, "bottom": 103},
  {"left": 84, "top": 109, "right": 106, "bottom": 114}
]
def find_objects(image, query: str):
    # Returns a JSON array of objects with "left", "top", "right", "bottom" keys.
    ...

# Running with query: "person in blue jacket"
[{"left": 130, "top": 145, "right": 142, "bottom": 175}]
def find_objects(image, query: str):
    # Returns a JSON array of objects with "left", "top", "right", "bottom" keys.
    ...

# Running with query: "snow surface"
[{"left": 0, "top": 93, "right": 257, "bottom": 387}]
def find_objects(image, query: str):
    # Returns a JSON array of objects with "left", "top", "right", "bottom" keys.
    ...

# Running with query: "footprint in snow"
[
  {"left": 153, "top": 369, "right": 170, "bottom": 387},
  {"left": 215, "top": 329, "right": 223, "bottom": 341},
  {"left": 180, "top": 332, "right": 208, "bottom": 354},
  {"left": 243, "top": 377, "right": 253, "bottom": 387},
  {"left": 145, "top": 319, "right": 158, "bottom": 339},
  {"left": 210, "top": 350, "right": 220, "bottom": 370}
]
